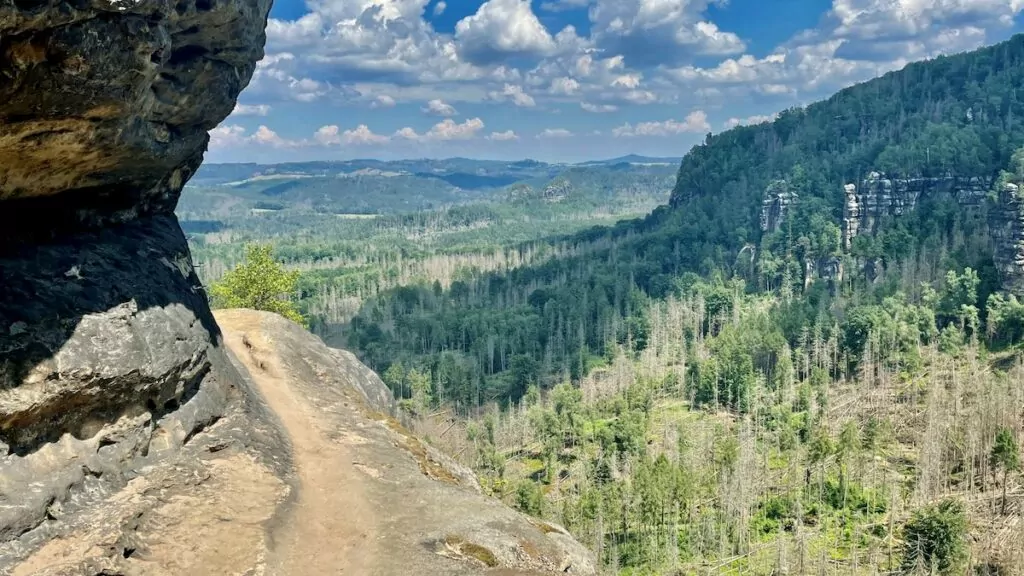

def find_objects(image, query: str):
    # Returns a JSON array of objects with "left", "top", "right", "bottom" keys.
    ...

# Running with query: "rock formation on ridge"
[
  {"left": 0, "top": 0, "right": 597, "bottom": 573},
  {"left": 840, "top": 171, "right": 989, "bottom": 248},
  {"left": 759, "top": 179, "right": 798, "bottom": 233},
  {"left": 757, "top": 170, "right": 1024, "bottom": 293},
  {"left": 990, "top": 182, "right": 1024, "bottom": 295}
]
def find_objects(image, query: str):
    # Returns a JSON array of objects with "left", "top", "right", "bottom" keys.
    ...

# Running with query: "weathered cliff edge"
[
  {"left": 216, "top": 310, "right": 595, "bottom": 575},
  {"left": 760, "top": 172, "right": 1024, "bottom": 293},
  {"left": 1, "top": 309, "right": 595, "bottom": 574},
  {"left": 0, "top": 0, "right": 596, "bottom": 573},
  {"left": 1, "top": 0, "right": 276, "bottom": 565}
]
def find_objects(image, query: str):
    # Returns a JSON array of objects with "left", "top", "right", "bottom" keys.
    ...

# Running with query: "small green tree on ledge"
[
  {"left": 990, "top": 427, "right": 1020, "bottom": 515},
  {"left": 210, "top": 243, "right": 306, "bottom": 326}
]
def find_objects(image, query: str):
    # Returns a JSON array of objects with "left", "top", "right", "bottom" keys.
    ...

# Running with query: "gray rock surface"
[
  {"left": 1, "top": 0, "right": 278, "bottom": 567},
  {"left": 841, "top": 172, "right": 991, "bottom": 247},
  {"left": 759, "top": 179, "right": 798, "bottom": 233},
  {"left": 0, "top": 0, "right": 271, "bottom": 238},
  {"left": 0, "top": 216, "right": 296, "bottom": 573},
  {"left": 990, "top": 183, "right": 1024, "bottom": 295},
  {"left": 215, "top": 309, "right": 597, "bottom": 576},
  {"left": 0, "top": 215, "right": 228, "bottom": 545}
]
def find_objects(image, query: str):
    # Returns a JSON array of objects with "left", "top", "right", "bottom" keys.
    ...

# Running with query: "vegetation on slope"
[
  {"left": 659, "top": 34, "right": 1024, "bottom": 277},
  {"left": 194, "top": 34, "right": 1024, "bottom": 575},
  {"left": 341, "top": 35, "right": 1024, "bottom": 574}
]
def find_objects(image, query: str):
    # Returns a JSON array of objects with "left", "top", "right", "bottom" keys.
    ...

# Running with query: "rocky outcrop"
[
  {"left": 842, "top": 183, "right": 860, "bottom": 249},
  {"left": 0, "top": 0, "right": 271, "bottom": 240},
  {"left": 760, "top": 179, "right": 797, "bottom": 233},
  {"left": 990, "top": 183, "right": 1024, "bottom": 294},
  {"left": 1, "top": 0, "right": 273, "bottom": 561},
  {"left": 4, "top": 309, "right": 597, "bottom": 575},
  {"left": 841, "top": 172, "right": 990, "bottom": 248},
  {"left": 838, "top": 171, "right": 1024, "bottom": 294}
]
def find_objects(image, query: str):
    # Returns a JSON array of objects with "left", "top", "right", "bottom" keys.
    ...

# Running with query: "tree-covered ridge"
[{"left": 660, "top": 32, "right": 1024, "bottom": 276}]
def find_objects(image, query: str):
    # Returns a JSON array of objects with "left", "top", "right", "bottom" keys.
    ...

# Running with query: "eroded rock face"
[
  {"left": 0, "top": 0, "right": 271, "bottom": 240},
  {"left": 990, "top": 183, "right": 1024, "bottom": 295},
  {"left": 0, "top": 0, "right": 272, "bottom": 563},
  {"left": 841, "top": 172, "right": 991, "bottom": 248},
  {"left": 838, "top": 172, "right": 1024, "bottom": 294},
  {"left": 842, "top": 183, "right": 860, "bottom": 250},
  {"left": 759, "top": 179, "right": 797, "bottom": 233}
]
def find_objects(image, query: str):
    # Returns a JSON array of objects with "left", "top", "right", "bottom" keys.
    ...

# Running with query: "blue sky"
[{"left": 209, "top": 0, "right": 1024, "bottom": 164}]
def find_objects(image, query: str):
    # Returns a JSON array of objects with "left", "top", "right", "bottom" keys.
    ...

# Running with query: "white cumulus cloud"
[
  {"left": 488, "top": 83, "right": 537, "bottom": 107},
  {"left": 423, "top": 99, "right": 458, "bottom": 116},
  {"left": 581, "top": 102, "right": 618, "bottom": 113},
  {"left": 209, "top": 125, "right": 249, "bottom": 148},
  {"left": 252, "top": 125, "right": 299, "bottom": 147},
  {"left": 371, "top": 94, "right": 397, "bottom": 108},
  {"left": 537, "top": 128, "right": 574, "bottom": 138},
  {"left": 612, "top": 111, "right": 711, "bottom": 137},
  {"left": 396, "top": 117, "right": 487, "bottom": 141},
  {"left": 314, "top": 124, "right": 390, "bottom": 145},
  {"left": 487, "top": 130, "right": 520, "bottom": 141},
  {"left": 723, "top": 113, "right": 779, "bottom": 129},
  {"left": 209, "top": 125, "right": 306, "bottom": 149},
  {"left": 550, "top": 77, "right": 580, "bottom": 95},
  {"left": 455, "top": 0, "right": 557, "bottom": 64},
  {"left": 587, "top": 0, "right": 745, "bottom": 67},
  {"left": 232, "top": 103, "right": 271, "bottom": 116}
]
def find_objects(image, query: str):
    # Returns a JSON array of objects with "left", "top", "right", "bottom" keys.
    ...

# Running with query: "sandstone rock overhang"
[
  {"left": 0, "top": 0, "right": 271, "bottom": 243},
  {"left": 0, "top": 0, "right": 273, "bottom": 563}
]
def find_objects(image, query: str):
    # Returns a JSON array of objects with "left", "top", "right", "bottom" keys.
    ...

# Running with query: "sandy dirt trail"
[{"left": 218, "top": 313, "right": 378, "bottom": 575}]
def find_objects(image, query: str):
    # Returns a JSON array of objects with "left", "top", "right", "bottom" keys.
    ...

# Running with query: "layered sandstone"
[
  {"left": 990, "top": 183, "right": 1024, "bottom": 295},
  {"left": 841, "top": 172, "right": 990, "bottom": 248}
]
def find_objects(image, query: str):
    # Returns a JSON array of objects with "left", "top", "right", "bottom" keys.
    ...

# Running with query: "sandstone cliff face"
[
  {"left": 840, "top": 171, "right": 1024, "bottom": 292},
  {"left": 1, "top": 0, "right": 273, "bottom": 558},
  {"left": 842, "top": 172, "right": 989, "bottom": 246},
  {"left": 840, "top": 172, "right": 990, "bottom": 248},
  {"left": 990, "top": 183, "right": 1024, "bottom": 295},
  {"left": 0, "top": 1, "right": 597, "bottom": 573},
  {"left": 759, "top": 170, "right": 1024, "bottom": 294},
  {"left": 0, "top": 0, "right": 270, "bottom": 239},
  {"left": 759, "top": 179, "right": 797, "bottom": 233},
  {"left": 762, "top": 172, "right": 991, "bottom": 242}
]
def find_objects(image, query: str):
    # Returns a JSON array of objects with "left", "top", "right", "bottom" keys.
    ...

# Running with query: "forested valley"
[{"left": 185, "top": 34, "right": 1024, "bottom": 575}]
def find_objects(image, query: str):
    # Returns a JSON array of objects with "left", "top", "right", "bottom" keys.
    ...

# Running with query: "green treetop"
[
  {"left": 990, "top": 427, "right": 1021, "bottom": 515},
  {"left": 210, "top": 244, "right": 306, "bottom": 326}
]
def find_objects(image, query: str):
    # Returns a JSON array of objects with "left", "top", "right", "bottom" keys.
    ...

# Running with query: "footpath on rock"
[
  {"left": 211, "top": 309, "right": 597, "bottom": 576},
  {"left": 217, "top": 310, "right": 378, "bottom": 575},
  {"left": 4, "top": 309, "right": 595, "bottom": 575}
]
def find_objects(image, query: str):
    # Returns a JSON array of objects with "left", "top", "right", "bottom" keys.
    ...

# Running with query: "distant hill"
[
  {"left": 180, "top": 157, "right": 676, "bottom": 218},
  {"left": 581, "top": 154, "right": 682, "bottom": 166},
  {"left": 190, "top": 158, "right": 557, "bottom": 187},
  {"left": 190, "top": 156, "right": 682, "bottom": 187}
]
